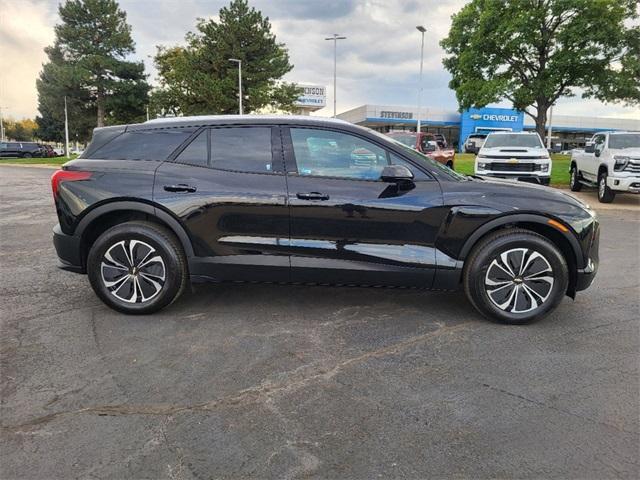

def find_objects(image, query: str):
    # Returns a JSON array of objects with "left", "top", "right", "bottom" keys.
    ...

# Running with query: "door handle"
[
  {"left": 164, "top": 184, "right": 197, "bottom": 193},
  {"left": 296, "top": 192, "right": 329, "bottom": 201}
]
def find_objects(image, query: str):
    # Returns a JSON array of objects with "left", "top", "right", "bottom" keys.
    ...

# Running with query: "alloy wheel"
[
  {"left": 599, "top": 176, "right": 605, "bottom": 199},
  {"left": 100, "top": 239, "right": 166, "bottom": 303},
  {"left": 484, "top": 248, "right": 554, "bottom": 314}
]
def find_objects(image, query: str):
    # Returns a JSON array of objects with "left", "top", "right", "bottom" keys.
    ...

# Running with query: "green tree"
[
  {"left": 152, "top": 0, "right": 300, "bottom": 115},
  {"left": 36, "top": 0, "right": 149, "bottom": 138},
  {"left": 4, "top": 119, "right": 38, "bottom": 141},
  {"left": 441, "top": 0, "right": 640, "bottom": 140}
]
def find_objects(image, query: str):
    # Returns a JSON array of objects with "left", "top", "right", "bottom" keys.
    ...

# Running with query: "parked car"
[
  {"left": 386, "top": 131, "right": 456, "bottom": 168},
  {"left": 0, "top": 142, "right": 45, "bottom": 158},
  {"left": 40, "top": 144, "right": 57, "bottom": 157},
  {"left": 52, "top": 115, "right": 598, "bottom": 324},
  {"left": 569, "top": 131, "right": 640, "bottom": 203},
  {"left": 464, "top": 133, "right": 487, "bottom": 153},
  {"left": 475, "top": 131, "right": 551, "bottom": 185}
]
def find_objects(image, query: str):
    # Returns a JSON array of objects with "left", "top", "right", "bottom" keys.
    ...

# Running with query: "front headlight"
[
  {"left": 614, "top": 155, "right": 630, "bottom": 171},
  {"left": 477, "top": 162, "right": 488, "bottom": 169},
  {"left": 477, "top": 154, "right": 488, "bottom": 159},
  {"left": 540, "top": 163, "right": 550, "bottom": 172}
]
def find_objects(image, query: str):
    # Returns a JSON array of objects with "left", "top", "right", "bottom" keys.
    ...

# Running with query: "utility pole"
[
  {"left": 64, "top": 96, "right": 70, "bottom": 158},
  {"left": 146, "top": 105, "right": 150, "bottom": 122},
  {"left": 325, "top": 34, "right": 347, "bottom": 117},
  {"left": 416, "top": 26, "right": 426, "bottom": 133},
  {"left": 229, "top": 59, "right": 243, "bottom": 115}
]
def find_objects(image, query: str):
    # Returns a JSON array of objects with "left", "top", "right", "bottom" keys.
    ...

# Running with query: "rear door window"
[
  {"left": 210, "top": 127, "right": 274, "bottom": 173},
  {"left": 91, "top": 128, "right": 196, "bottom": 160},
  {"left": 175, "top": 130, "right": 208, "bottom": 167}
]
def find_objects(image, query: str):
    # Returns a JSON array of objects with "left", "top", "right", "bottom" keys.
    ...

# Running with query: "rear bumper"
[{"left": 53, "top": 223, "right": 84, "bottom": 273}]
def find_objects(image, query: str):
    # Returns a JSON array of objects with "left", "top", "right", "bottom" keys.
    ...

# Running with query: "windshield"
[
  {"left": 387, "top": 133, "right": 416, "bottom": 148},
  {"left": 609, "top": 133, "right": 640, "bottom": 149},
  {"left": 483, "top": 134, "right": 543, "bottom": 149}
]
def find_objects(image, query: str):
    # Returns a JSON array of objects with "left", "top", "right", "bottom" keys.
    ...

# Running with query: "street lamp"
[
  {"left": 325, "top": 34, "right": 347, "bottom": 118},
  {"left": 416, "top": 25, "right": 426, "bottom": 134},
  {"left": 229, "top": 58, "right": 243, "bottom": 115}
]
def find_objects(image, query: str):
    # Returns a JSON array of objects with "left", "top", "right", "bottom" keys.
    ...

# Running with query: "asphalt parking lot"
[{"left": 1, "top": 165, "right": 639, "bottom": 479}]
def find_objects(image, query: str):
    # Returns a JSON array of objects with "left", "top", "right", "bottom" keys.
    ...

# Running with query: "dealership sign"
[
  {"left": 380, "top": 111, "right": 413, "bottom": 119},
  {"left": 295, "top": 84, "right": 326, "bottom": 109},
  {"left": 469, "top": 113, "right": 519, "bottom": 122}
]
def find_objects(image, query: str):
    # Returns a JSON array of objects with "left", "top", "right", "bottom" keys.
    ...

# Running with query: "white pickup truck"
[{"left": 570, "top": 131, "right": 640, "bottom": 203}]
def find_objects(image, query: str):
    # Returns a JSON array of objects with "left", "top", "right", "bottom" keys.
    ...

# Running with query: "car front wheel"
[
  {"left": 464, "top": 229, "right": 569, "bottom": 324},
  {"left": 87, "top": 221, "right": 187, "bottom": 314},
  {"left": 598, "top": 172, "right": 615, "bottom": 203}
]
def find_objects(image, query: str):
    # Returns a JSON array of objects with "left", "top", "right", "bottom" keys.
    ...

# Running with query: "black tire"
[
  {"left": 569, "top": 164, "right": 582, "bottom": 191},
  {"left": 597, "top": 171, "right": 615, "bottom": 203},
  {"left": 22, "top": 152, "right": 32, "bottom": 158},
  {"left": 87, "top": 221, "right": 187, "bottom": 314},
  {"left": 463, "top": 229, "right": 569, "bottom": 324}
]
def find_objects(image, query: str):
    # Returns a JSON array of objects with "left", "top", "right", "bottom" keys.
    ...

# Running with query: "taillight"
[{"left": 51, "top": 170, "right": 92, "bottom": 199}]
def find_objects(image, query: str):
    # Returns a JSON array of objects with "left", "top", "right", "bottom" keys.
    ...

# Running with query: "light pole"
[
  {"left": 64, "top": 96, "right": 70, "bottom": 158},
  {"left": 416, "top": 25, "right": 426, "bottom": 134},
  {"left": 547, "top": 104, "right": 554, "bottom": 150},
  {"left": 325, "top": 34, "right": 347, "bottom": 118},
  {"left": 229, "top": 58, "right": 243, "bottom": 115},
  {"left": 0, "top": 106, "right": 5, "bottom": 142}
]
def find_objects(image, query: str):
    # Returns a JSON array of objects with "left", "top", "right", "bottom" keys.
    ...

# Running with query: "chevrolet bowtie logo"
[{"left": 469, "top": 114, "right": 482, "bottom": 120}]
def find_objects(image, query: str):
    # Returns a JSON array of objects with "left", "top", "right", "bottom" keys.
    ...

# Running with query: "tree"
[
  {"left": 4, "top": 119, "right": 38, "bottom": 141},
  {"left": 441, "top": 0, "right": 640, "bottom": 140},
  {"left": 152, "top": 0, "right": 300, "bottom": 116},
  {"left": 36, "top": 0, "right": 149, "bottom": 138}
]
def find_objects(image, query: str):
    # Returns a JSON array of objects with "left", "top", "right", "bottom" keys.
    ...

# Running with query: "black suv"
[
  {"left": 0, "top": 142, "right": 45, "bottom": 158},
  {"left": 52, "top": 116, "right": 599, "bottom": 323}
]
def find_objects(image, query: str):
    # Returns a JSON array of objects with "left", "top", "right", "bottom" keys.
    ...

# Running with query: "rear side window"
[
  {"left": 210, "top": 127, "right": 273, "bottom": 173},
  {"left": 91, "top": 128, "right": 195, "bottom": 160},
  {"left": 175, "top": 130, "right": 208, "bottom": 167}
]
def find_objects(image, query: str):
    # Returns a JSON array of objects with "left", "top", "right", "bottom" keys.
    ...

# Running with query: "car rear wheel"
[
  {"left": 22, "top": 152, "right": 32, "bottom": 158},
  {"left": 569, "top": 165, "right": 582, "bottom": 191},
  {"left": 87, "top": 221, "right": 187, "bottom": 314},
  {"left": 463, "top": 229, "right": 569, "bottom": 324},
  {"left": 597, "top": 172, "right": 615, "bottom": 203}
]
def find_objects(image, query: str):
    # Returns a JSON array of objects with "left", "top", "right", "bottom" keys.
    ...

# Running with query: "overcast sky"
[{"left": 1, "top": 0, "right": 639, "bottom": 120}]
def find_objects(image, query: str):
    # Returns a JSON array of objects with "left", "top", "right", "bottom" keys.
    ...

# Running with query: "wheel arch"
[
  {"left": 459, "top": 214, "right": 583, "bottom": 297},
  {"left": 598, "top": 163, "right": 608, "bottom": 176},
  {"left": 76, "top": 201, "right": 194, "bottom": 269}
]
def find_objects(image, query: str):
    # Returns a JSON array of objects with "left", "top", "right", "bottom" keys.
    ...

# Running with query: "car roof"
[{"left": 135, "top": 114, "right": 351, "bottom": 130}]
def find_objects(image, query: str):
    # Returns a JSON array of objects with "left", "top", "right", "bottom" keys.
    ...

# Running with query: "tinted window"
[
  {"left": 91, "top": 128, "right": 195, "bottom": 160},
  {"left": 0, "top": 143, "right": 7, "bottom": 149},
  {"left": 210, "top": 127, "right": 273, "bottom": 173},
  {"left": 175, "top": 130, "right": 208, "bottom": 167},
  {"left": 290, "top": 128, "right": 389, "bottom": 180}
]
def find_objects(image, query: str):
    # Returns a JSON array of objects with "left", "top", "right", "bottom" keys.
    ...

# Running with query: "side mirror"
[
  {"left": 584, "top": 143, "right": 595, "bottom": 153},
  {"left": 381, "top": 165, "right": 414, "bottom": 182}
]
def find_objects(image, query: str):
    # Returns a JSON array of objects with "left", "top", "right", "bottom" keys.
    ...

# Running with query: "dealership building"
[{"left": 336, "top": 104, "right": 640, "bottom": 151}]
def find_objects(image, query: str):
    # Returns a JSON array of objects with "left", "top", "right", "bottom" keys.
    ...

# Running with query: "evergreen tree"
[
  {"left": 152, "top": 0, "right": 300, "bottom": 115},
  {"left": 36, "top": 0, "right": 149, "bottom": 140}
]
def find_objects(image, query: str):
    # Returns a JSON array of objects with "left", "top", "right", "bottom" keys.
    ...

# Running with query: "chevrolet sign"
[{"left": 469, "top": 113, "right": 519, "bottom": 123}]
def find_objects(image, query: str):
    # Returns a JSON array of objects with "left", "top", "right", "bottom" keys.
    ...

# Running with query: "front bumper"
[
  {"left": 607, "top": 175, "right": 640, "bottom": 193},
  {"left": 476, "top": 171, "right": 551, "bottom": 185},
  {"left": 575, "top": 219, "right": 600, "bottom": 292},
  {"left": 53, "top": 223, "right": 84, "bottom": 273}
]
